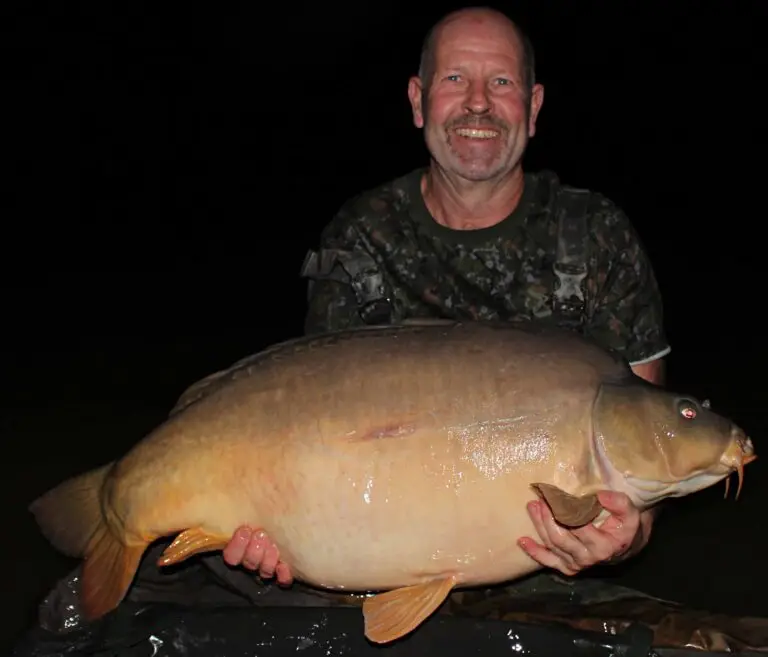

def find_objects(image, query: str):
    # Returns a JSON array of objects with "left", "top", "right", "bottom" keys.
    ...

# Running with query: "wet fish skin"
[{"left": 28, "top": 321, "right": 756, "bottom": 645}]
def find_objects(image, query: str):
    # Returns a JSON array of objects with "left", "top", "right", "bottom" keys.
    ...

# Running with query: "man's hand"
[
  {"left": 517, "top": 490, "right": 654, "bottom": 576},
  {"left": 222, "top": 526, "right": 294, "bottom": 586}
]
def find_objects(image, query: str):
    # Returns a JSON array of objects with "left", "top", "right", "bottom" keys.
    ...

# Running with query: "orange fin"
[
  {"left": 80, "top": 523, "right": 148, "bottom": 621},
  {"left": 531, "top": 482, "right": 603, "bottom": 528},
  {"left": 29, "top": 463, "right": 114, "bottom": 558},
  {"left": 28, "top": 461, "right": 148, "bottom": 621},
  {"left": 362, "top": 576, "right": 455, "bottom": 644},
  {"left": 157, "top": 527, "right": 232, "bottom": 567}
]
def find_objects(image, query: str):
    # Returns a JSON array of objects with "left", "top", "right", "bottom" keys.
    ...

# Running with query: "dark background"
[{"left": 3, "top": 0, "right": 766, "bottom": 652}]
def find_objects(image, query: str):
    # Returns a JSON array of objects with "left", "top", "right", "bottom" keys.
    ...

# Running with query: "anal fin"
[
  {"left": 362, "top": 576, "right": 456, "bottom": 644},
  {"left": 531, "top": 482, "right": 603, "bottom": 528},
  {"left": 157, "top": 527, "right": 232, "bottom": 567}
]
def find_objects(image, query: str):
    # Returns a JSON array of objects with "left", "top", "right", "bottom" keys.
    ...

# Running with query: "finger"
[
  {"left": 259, "top": 543, "right": 281, "bottom": 579},
  {"left": 526, "top": 501, "right": 582, "bottom": 571},
  {"left": 529, "top": 501, "right": 590, "bottom": 569},
  {"left": 517, "top": 537, "right": 578, "bottom": 576},
  {"left": 571, "top": 523, "right": 624, "bottom": 562},
  {"left": 242, "top": 532, "right": 267, "bottom": 571},
  {"left": 541, "top": 497, "right": 635, "bottom": 567},
  {"left": 527, "top": 501, "right": 555, "bottom": 548},
  {"left": 586, "top": 506, "right": 636, "bottom": 550},
  {"left": 222, "top": 526, "right": 252, "bottom": 566},
  {"left": 587, "top": 495, "right": 642, "bottom": 552},
  {"left": 275, "top": 562, "right": 294, "bottom": 587},
  {"left": 542, "top": 519, "right": 593, "bottom": 568},
  {"left": 596, "top": 491, "right": 634, "bottom": 518}
]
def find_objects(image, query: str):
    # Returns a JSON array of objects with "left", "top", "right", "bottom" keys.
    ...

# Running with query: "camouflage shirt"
[{"left": 301, "top": 167, "right": 670, "bottom": 366}]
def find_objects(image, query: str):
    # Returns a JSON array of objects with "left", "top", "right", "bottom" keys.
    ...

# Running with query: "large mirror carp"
[{"left": 29, "top": 321, "right": 756, "bottom": 644}]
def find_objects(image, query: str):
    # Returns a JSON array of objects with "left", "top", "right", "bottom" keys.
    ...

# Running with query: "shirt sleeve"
[{"left": 585, "top": 196, "right": 671, "bottom": 366}]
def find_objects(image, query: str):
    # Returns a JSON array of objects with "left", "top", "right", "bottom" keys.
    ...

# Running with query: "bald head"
[{"left": 418, "top": 7, "right": 536, "bottom": 101}]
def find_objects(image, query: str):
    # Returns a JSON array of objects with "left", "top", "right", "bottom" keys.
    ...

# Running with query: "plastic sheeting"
[
  {"left": 9, "top": 600, "right": 691, "bottom": 657},
  {"left": 12, "top": 542, "right": 768, "bottom": 657},
  {"left": 441, "top": 581, "right": 768, "bottom": 654}
]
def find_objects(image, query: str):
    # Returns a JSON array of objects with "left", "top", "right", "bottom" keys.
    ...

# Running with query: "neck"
[{"left": 421, "top": 164, "right": 526, "bottom": 231}]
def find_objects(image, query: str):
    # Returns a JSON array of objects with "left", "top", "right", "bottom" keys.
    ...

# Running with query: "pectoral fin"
[
  {"left": 157, "top": 527, "right": 232, "bottom": 567},
  {"left": 362, "top": 576, "right": 456, "bottom": 644},
  {"left": 531, "top": 483, "right": 603, "bottom": 528}
]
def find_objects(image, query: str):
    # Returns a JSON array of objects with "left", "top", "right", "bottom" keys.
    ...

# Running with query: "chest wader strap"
[
  {"left": 300, "top": 248, "right": 394, "bottom": 324},
  {"left": 551, "top": 187, "right": 591, "bottom": 329}
]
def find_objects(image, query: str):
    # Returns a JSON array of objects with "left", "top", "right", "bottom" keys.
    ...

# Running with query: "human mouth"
[{"left": 453, "top": 127, "right": 499, "bottom": 139}]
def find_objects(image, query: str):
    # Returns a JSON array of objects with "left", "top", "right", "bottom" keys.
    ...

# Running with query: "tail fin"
[
  {"left": 80, "top": 522, "right": 148, "bottom": 620},
  {"left": 29, "top": 463, "right": 149, "bottom": 620},
  {"left": 29, "top": 463, "right": 114, "bottom": 558}
]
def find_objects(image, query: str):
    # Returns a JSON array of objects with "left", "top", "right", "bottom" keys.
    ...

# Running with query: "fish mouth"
[
  {"left": 721, "top": 430, "right": 757, "bottom": 500},
  {"left": 599, "top": 426, "right": 758, "bottom": 507}
]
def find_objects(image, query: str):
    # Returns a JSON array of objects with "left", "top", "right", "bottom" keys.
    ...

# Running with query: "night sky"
[{"left": 4, "top": 0, "right": 767, "bottom": 651}]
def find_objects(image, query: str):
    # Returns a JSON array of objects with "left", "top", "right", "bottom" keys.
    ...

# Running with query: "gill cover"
[{"left": 592, "top": 382, "right": 736, "bottom": 484}]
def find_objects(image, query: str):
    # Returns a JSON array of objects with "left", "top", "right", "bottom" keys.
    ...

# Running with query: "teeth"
[{"left": 455, "top": 128, "right": 498, "bottom": 139}]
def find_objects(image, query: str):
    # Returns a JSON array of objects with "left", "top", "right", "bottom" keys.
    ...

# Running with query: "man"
[{"left": 221, "top": 6, "right": 670, "bottom": 590}]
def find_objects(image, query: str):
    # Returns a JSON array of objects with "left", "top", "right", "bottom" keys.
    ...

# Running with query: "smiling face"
[{"left": 408, "top": 9, "right": 544, "bottom": 183}]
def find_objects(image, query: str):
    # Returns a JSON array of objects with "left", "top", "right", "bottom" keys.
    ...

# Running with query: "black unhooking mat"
[
  {"left": 11, "top": 601, "right": 706, "bottom": 657},
  {"left": 12, "top": 540, "right": 768, "bottom": 657}
]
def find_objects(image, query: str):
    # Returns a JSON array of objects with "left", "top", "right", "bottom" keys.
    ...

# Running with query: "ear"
[
  {"left": 408, "top": 76, "right": 425, "bottom": 129},
  {"left": 527, "top": 83, "right": 545, "bottom": 137}
]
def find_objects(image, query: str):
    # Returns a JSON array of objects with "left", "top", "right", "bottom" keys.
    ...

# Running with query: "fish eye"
[{"left": 677, "top": 399, "right": 699, "bottom": 420}]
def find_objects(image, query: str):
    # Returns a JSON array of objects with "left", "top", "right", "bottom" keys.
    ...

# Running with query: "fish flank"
[
  {"left": 169, "top": 323, "right": 459, "bottom": 415},
  {"left": 358, "top": 423, "right": 417, "bottom": 441}
]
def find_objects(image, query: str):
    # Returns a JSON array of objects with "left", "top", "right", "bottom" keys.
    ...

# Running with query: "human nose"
[{"left": 463, "top": 79, "right": 491, "bottom": 114}]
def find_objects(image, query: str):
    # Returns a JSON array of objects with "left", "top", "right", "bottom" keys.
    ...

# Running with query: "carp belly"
[
  {"left": 279, "top": 494, "right": 543, "bottom": 592},
  {"left": 260, "top": 430, "right": 569, "bottom": 592}
]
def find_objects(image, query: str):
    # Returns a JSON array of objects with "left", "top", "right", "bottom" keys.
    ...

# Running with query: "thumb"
[{"left": 596, "top": 490, "right": 634, "bottom": 516}]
